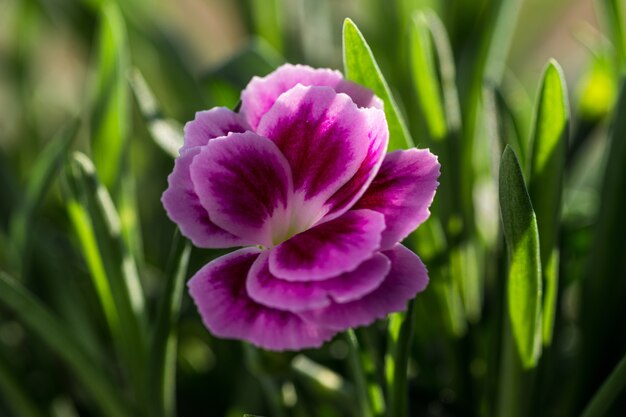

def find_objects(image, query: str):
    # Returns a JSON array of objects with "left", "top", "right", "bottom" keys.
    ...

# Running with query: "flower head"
[{"left": 162, "top": 64, "right": 440, "bottom": 350}]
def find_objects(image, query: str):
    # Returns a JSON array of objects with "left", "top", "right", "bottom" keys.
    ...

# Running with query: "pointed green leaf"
[
  {"left": 499, "top": 146, "right": 542, "bottom": 368},
  {"left": 130, "top": 69, "right": 183, "bottom": 159},
  {"left": 0, "top": 272, "right": 131, "bottom": 417},
  {"left": 90, "top": 3, "right": 130, "bottom": 189},
  {"left": 409, "top": 12, "right": 446, "bottom": 140},
  {"left": 64, "top": 152, "right": 148, "bottom": 406},
  {"left": 343, "top": 18, "right": 414, "bottom": 151},
  {"left": 149, "top": 231, "right": 191, "bottom": 417},
  {"left": 528, "top": 60, "right": 569, "bottom": 346},
  {"left": 9, "top": 120, "right": 78, "bottom": 270},
  {"left": 409, "top": 11, "right": 461, "bottom": 141}
]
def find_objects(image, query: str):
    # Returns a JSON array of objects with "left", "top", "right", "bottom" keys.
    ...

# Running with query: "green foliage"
[
  {"left": 499, "top": 147, "right": 542, "bottom": 369},
  {"left": 1, "top": 1, "right": 625, "bottom": 416},
  {"left": 343, "top": 18, "right": 414, "bottom": 151}
]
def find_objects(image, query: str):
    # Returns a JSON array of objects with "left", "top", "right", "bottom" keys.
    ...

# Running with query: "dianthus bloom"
[{"left": 162, "top": 64, "right": 440, "bottom": 350}]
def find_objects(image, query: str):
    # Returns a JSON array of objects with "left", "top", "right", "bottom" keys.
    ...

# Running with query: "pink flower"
[{"left": 162, "top": 64, "right": 440, "bottom": 350}]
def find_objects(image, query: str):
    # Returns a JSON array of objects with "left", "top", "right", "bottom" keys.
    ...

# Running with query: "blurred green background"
[{"left": 0, "top": 0, "right": 625, "bottom": 416}]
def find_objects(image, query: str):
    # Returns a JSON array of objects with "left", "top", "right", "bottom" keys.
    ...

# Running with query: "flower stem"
[
  {"left": 386, "top": 299, "right": 417, "bottom": 417},
  {"left": 580, "top": 352, "right": 626, "bottom": 417},
  {"left": 346, "top": 329, "right": 374, "bottom": 417}
]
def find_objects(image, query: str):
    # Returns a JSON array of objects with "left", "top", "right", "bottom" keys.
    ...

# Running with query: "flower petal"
[
  {"left": 248, "top": 252, "right": 390, "bottom": 312},
  {"left": 269, "top": 209, "right": 385, "bottom": 281},
  {"left": 322, "top": 110, "right": 388, "bottom": 221},
  {"left": 240, "top": 63, "right": 382, "bottom": 130},
  {"left": 298, "top": 244, "right": 428, "bottom": 331},
  {"left": 353, "top": 149, "right": 440, "bottom": 249},
  {"left": 188, "top": 248, "right": 336, "bottom": 351},
  {"left": 183, "top": 107, "right": 249, "bottom": 150},
  {"left": 190, "top": 131, "right": 294, "bottom": 247},
  {"left": 257, "top": 84, "right": 386, "bottom": 226},
  {"left": 161, "top": 148, "right": 252, "bottom": 248}
]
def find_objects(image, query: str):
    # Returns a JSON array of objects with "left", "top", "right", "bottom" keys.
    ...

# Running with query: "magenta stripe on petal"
[
  {"left": 183, "top": 107, "right": 249, "bottom": 150},
  {"left": 240, "top": 64, "right": 382, "bottom": 130},
  {"left": 188, "top": 248, "right": 337, "bottom": 351},
  {"left": 248, "top": 252, "right": 390, "bottom": 312},
  {"left": 269, "top": 209, "right": 385, "bottom": 281},
  {"left": 257, "top": 85, "right": 386, "bottom": 221},
  {"left": 322, "top": 108, "right": 388, "bottom": 221},
  {"left": 189, "top": 131, "right": 294, "bottom": 247},
  {"left": 161, "top": 148, "right": 252, "bottom": 248},
  {"left": 298, "top": 244, "right": 428, "bottom": 331},
  {"left": 353, "top": 149, "right": 440, "bottom": 250}
]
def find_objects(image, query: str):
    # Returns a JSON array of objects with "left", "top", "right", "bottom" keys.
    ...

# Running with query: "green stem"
[
  {"left": 580, "top": 352, "right": 626, "bottom": 417},
  {"left": 346, "top": 329, "right": 374, "bottom": 417},
  {"left": 386, "top": 300, "right": 417, "bottom": 417}
]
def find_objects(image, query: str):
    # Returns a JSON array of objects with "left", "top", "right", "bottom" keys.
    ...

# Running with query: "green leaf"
[
  {"left": 385, "top": 301, "right": 417, "bottom": 417},
  {"left": 90, "top": 3, "right": 130, "bottom": 190},
  {"left": 409, "top": 11, "right": 461, "bottom": 141},
  {"left": 409, "top": 12, "right": 446, "bottom": 140},
  {"left": 499, "top": 146, "right": 542, "bottom": 369},
  {"left": 64, "top": 152, "right": 147, "bottom": 407},
  {"left": 130, "top": 69, "right": 183, "bottom": 159},
  {"left": 149, "top": 231, "right": 191, "bottom": 417},
  {"left": 601, "top": 0, "right": 626, "bottom": 70},
  {"left": 343, "top": 18, "right": 414, "bottom": 151},
  {"left": 527, "top": 60, "right": 569, "bottom": 346},
  {"left": 0, "top": 271, "right": 131, "bottom": 417},
  {"left": 8, "top": 120, "right": 78, "bottom": 271}
]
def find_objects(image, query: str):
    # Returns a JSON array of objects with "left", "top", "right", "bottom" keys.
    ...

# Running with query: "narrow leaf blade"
[
  {"left": 90, "top": 3, "right": 130, "bottom": 189},
  {"left": 528, "top": 60, "right": 569, "bottom": 345},
  {"left": 499, "top": 146, "right": 542, "bottom": 368},
  {"left": 343, "top": 18, "right": 414, "bottom": 150},
  {"left": 409, "top": 12, "right": 447, "bottom": 140}
]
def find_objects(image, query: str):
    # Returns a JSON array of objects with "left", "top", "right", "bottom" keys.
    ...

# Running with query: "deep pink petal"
[
  {"left": 248, "top": 252, "right": 390, "bottom": 312},
  {"left": 353, "top": 149, "right": 440, "bottom": 250},
  {"left": 257, "top": 85, "right": 386, "bottom": 226},
  {"left": 188, "top": 248, "right": 336, "bottom": 351},
  {"left": 189, "top": 131, "right": 294, "bottom": 247},
  {"left": 322, "top": 110, "right": 388, "bottom": 221},
  {"left": 240, "top": 63, "right": 382, "bottom": 130},
  {"left": 298, "top": 244, "right": 428, "bottom": 331},
  {"left": 161, "top": 148, "right": 251, "bottom": 248},
  {"left": 269, "top": 209, "right": 385, "bottom": 281},
  {"left": 183, "top": 107, "right": 249, "bottom": 150}
]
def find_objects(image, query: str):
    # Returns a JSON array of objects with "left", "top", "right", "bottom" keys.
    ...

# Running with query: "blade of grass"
[
  {"left": 601, "top": 0, "right": 626, "bottom": 70},
  {"left": 90, "top": 3, "right": 130, "bottom": 190},
  {"left": 527, "top": 60, "right": 569, "bottom": 346},
  {"left": 343, "top": 18, "right": 414, "bottom": 151},
  {"left": 409, "top": 12, "right": 447, "bottom": 140},
  {"left": 346, "top": 330, "right": 374, "bottom": 417},
  {"left": 149, "top": 230, "right": 191, "bottom": 417},
  {"left": 499, "top": 146, "right": 542, "bottom": 368},
  {"left": 129, "top": 69, "right": 183, "bottom": 159},
  {"left": 385, "top": 300, "right": 417, "bottom": 417},
  {"left": 0, "top": 271, "right": 131, "bottom": 417},
  {"left": 8, "top": 120, "right": 79, "bottom": 274},
  {"left": 64, "top": 152, "right": 147, "bottom": 411}
]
